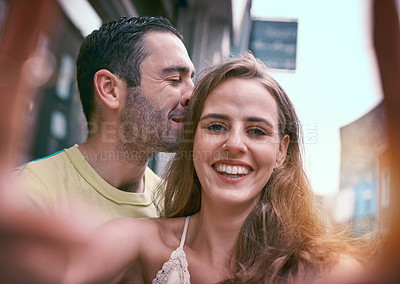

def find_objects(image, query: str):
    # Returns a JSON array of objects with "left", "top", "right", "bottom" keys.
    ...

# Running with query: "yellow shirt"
[{"left": 15, "top": 145, "right": 160, "bottom": 229}]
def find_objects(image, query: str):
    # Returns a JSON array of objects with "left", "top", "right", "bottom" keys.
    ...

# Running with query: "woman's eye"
[
  {"left": 248, "top": 128, "right": 267, "bottom": 136},
  {"left": 206, "top": 123, "right": 225, "bottom": 132}
]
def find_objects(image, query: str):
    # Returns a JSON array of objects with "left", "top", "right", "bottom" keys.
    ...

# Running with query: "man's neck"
[{"left": 78, "top": 138, "right": 151, "bottom": 193}]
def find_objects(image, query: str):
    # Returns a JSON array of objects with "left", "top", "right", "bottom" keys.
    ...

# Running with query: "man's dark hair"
[{"left": 76, "top": 16, "right": 183, "bottom": 122}]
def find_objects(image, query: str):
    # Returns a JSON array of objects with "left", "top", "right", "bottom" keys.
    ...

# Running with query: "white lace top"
[{"left": 152, "top": 216, "right": 191, "bottom": 284}]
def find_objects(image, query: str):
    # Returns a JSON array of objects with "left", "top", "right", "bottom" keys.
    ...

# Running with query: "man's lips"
[
  {"left": 171, "top": 116, "right": 185, "bottom": 123},
  {"left": 169, "top": 109, "right": 187, "bottom": 123}
]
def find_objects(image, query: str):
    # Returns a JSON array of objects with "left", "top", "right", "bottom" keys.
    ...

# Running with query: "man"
[{"left": 15, "top": 16, "right": 195, "bottom": 228}]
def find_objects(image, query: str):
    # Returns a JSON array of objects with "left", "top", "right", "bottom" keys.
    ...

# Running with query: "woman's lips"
[{"left": 212, "top": 161, "right": 253, "bottom": 178}]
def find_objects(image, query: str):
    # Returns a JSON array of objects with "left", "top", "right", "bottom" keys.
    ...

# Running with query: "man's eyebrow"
[{"left": 162, "top": 66, "right": 193, "bottom": 76}]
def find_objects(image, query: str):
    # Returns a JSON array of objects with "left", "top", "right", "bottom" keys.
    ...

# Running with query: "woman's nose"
[{"left": 221, "top": 131, "right": 247, "bottom": 154}]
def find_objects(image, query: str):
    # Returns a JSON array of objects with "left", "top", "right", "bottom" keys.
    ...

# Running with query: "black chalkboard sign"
[{"left": 249, "top": 19, "right": 298, "bottom": 70}]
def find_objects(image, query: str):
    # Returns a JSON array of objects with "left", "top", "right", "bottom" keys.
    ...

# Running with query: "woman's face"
[{"left": 193, "top": 78, "right": 289, "bottom": 208}]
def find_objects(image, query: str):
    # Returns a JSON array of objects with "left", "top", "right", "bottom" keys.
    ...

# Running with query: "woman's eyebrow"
[
  {"left": 200, "top": 113, "right": 228, "bottom": 121},
  {"left": 200, "top": 114, "right": 274, "bottom": 127},
  {"left": 245, "top": 116, "right": 274, "bottom": 128}
]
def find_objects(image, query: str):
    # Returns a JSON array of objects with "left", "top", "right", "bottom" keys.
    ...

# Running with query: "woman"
[{"left": 63, "top": 53, "right": 372, "bottom": 284}]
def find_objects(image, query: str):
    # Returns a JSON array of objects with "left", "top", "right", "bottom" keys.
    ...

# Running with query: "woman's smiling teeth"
[{"left": 213, "top": 163, "right": 251, "bottom": 177}]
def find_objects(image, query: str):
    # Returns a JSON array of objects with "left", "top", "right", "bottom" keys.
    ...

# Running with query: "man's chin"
[{"left": 161, "top": 139, "right": 180, "bottom": 152}]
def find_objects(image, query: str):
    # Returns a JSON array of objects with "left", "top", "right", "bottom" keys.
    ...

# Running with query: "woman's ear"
[
  {"left": 276, "top": 134, "right": 290, "bottom": 166},
  {"left": 93, "top": 69, "right": 123, "bottom": 110}
]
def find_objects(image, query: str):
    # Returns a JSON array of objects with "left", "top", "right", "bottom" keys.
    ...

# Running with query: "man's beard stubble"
[{"left": 117, "top": 87, "right": 180, "bottom": 163}]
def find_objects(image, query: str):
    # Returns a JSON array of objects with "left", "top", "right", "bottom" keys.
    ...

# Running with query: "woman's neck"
[{"left": 187, "top": 203, "right": 253, "bottom": 268}]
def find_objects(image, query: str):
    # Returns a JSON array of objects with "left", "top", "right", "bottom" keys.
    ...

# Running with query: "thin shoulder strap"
[{"left": 179, "top": 216, "right": 190, "bottom": 248}]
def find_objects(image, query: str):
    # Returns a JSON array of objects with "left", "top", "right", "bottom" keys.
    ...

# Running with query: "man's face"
[{"left": 119, "top": 31, "right": 195, "bottom": 154}]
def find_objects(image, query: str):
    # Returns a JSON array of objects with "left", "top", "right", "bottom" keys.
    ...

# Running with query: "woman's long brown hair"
[{"left": 155, "top": 52, "right": 378, "bottom": 283}]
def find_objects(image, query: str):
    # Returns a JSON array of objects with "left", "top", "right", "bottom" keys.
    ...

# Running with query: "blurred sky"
[
  {"left": 249, "top": 0, "right": 383, "bottom": 196},
  {"left": 60, "top": 0, "right": 383, "bottom": 196}
]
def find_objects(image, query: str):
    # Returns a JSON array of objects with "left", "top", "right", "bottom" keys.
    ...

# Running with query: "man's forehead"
[
  {"left": 143, "top": 30, "right": 183, "bottom": 49},
  {"left": 142, "top": 32, "right": 195, "bottom": 73}
]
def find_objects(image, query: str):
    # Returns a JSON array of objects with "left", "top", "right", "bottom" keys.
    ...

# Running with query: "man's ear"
[
  {"left": 276, "top": 134, "right": 290, "bottom": 166},
  {"left": 93, "top": 69, "right": 123, "bottom": 110}
]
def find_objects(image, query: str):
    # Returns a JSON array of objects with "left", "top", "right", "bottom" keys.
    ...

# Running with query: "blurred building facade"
[{"left": 336, "top": 102, "right": 388, "bottom": 232}]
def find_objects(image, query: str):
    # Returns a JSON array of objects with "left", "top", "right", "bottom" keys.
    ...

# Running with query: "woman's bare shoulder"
[
  {"left": 151, "top": 217, "right": 189, "bottom": 245},
  {"left": 97, "top": 217, "right": 188, "bottom": 244},
  {"left": 316, "top": 255, "right": 364, "bottom": 284}
]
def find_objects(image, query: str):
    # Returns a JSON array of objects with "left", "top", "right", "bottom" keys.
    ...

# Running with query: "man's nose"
[{"left": 179, "top": 79, "right": 194, "bottom": 107}]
